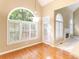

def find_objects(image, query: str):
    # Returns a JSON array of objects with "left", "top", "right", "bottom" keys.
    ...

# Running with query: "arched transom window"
[{"left": 8, "top": 7, "right": 35, "bottom": 21}]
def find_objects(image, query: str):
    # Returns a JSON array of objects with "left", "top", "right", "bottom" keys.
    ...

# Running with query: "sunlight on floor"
[
  {"left": 46, "top": 56, "right": 52, "bottom": 59},
  {"left": 56, "top": 36, "right": 79, "bottom": 52}
]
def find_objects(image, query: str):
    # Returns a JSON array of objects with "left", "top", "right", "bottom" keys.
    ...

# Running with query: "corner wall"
[{"left": 0, "top": 0, "right": 42, "bottom": 53}]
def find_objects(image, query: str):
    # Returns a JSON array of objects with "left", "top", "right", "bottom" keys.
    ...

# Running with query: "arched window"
[
  {"left": 8, "top": 7, "right": 35, "bottom": 21},
  {"left": 56, "top": 13, "right": 63, "bottom": 22},
  {"left": 7, "top": 7, "right": 38, "bottom": 44},
  {"left": 56, "top": 13, "right": 63, "bottom": 41}
]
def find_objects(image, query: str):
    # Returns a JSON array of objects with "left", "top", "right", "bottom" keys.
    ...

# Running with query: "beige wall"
[
  {"left": 43, "top": 0, "right": 77, "bottom": 45},
  {"left": 74, "top": 8, "right": 79, "bottom": 36},
  {"left": 0, "top": 0, "right": 42, "bottom": 53}
]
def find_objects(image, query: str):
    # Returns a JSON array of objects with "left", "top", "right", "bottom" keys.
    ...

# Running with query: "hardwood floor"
[{"left": 0, "top": 43, "right": 78, "bottom": 59}]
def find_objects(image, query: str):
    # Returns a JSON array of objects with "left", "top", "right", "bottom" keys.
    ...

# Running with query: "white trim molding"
[{"left": 0, "top": 42, "right": 41, "bottom": 55}]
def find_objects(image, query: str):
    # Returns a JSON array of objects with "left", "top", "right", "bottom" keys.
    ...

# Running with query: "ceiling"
[
  {"left": 37, "top": 0, "right": 54, "bottom": 6},
  {"left": 68, "top": 3, "right": 79, "bottom": 12}
]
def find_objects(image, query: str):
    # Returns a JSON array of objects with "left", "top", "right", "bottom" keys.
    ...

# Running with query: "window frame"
[{"left": 7, "top": 7, "right": 38, "bottom": 45}]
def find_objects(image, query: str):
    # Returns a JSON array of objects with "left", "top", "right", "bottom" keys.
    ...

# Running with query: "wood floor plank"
[{"left": 0, "top": 43, "right": 78, "bottom": 59}]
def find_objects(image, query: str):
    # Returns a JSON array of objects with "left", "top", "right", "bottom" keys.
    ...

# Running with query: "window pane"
[
  {"left": 56, "top": 14, "right": 63, "bottom": 22},
  {"left": 60, "top": 23, "right": 63, "bottom": 37},
  {"left": 30, "top": 23, "right": 38, "bottom": 39},
  {"left": 21, "top": 23, "right": 30, "bottom": 40},
  {"left": 8, "top": 21, "right": 20, "bottom": 42},
  {"left": 31, "top": 31, "right": 36, "bottom": 38},
  {"left": 56, "top": 22, "right": 60, "bottom": 38},
  {"left": 56, "top": 22, "right": 63, "bottom": 39},
  {"left": 31, "top": 23, "right": 36, "bottom": 31},
  {"left": 9, "top": 8, "right": 34, "bottom": 21}
]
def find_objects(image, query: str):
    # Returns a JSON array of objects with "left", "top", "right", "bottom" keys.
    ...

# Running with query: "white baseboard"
[
  {"left": 43, "top": 41, "right": 55, "bottom": 47},
  {"left": 0, "top": 42, "right": 42, "bottom": 55}
]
